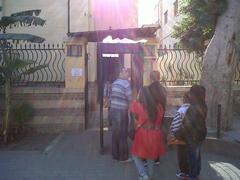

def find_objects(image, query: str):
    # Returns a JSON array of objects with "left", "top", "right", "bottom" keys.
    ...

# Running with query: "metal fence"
[
  {"left": 0, "top": 43, "right": 65, "bottom": 86},
  {"left": 156, "top": 49, "right": 240, "bottom": 86},
  {"left": 157, "top": 49, "right": 202, "bottom": 86},
  {"left": 1, "top": 45, "right": 239, "bottom": 86}
]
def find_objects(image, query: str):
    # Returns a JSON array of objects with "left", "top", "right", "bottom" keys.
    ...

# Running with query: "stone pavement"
[{"left": 0, "top": 129, "right": 240, "bottom": 180}]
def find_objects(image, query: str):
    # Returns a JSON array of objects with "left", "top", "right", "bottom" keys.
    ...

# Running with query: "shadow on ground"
[{"left": 0, "top": 133, "right": 58, "bottom": 151}]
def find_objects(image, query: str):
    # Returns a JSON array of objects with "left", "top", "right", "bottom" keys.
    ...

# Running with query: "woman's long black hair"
[
  {"left": 189, "top": 85, "right": 206, "bottom": 106},
  {"left": 148, "top": 81, "right": 166, "bottom": 110},
  {"left": 138, "top": 86, "right": 158, "bottom": 122}
]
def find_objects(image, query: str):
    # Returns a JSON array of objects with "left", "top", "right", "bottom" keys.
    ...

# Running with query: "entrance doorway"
[
  {"left": 97, "top": 43, "right": 144, "bottom": 153},
  {"left": 66, "top": 26, "right": 159, "bottom": 152},
  {"left": 101, "top": 54, "right": 124, "bottom": 85}
]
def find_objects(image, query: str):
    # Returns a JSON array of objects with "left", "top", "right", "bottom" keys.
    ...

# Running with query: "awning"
[
  {"left": 102, "top": 35, "right": 147, "bottom": 44},
  {"left": 67, "top": 26, "right": 159, "bottom": 42}
]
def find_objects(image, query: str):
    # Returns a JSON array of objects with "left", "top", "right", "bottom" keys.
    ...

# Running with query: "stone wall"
[
  {"left": 163, "top": 86, "right": 240, "bottom": 132},
  {"left": 0, "top": 87, "right": 85, "bottom": 133},
  {"left": 0, "top": 85, "right": 239, "bottom": 133},
  {"left": 165, "top": 86, "right": 191, "bottom": 107},
  {"left": 165, "top": 86, "right": 240, "bottom": 116}
]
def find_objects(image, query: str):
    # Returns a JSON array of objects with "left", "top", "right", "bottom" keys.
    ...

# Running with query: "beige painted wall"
[
  {"left": 3, "top": 0, "right": 89, "bottom": 44},
  {"left": 2, "top": 0, "right": 95, "bottom": 81},
  {"left": 2, "top": 0, "right": 138, "bottom": 43},
  {"left": 65, "top": 38, "right": 87, "bottom": 90},
  {"left": 91, "top": 0, "right": 138, "bottom": 30},
  {"left": 2, "top": 0, "right": 138, "bottom": 82}
]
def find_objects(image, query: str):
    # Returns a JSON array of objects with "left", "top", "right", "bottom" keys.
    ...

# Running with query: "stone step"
[
  {"left": 28, "top": 115, "right": 85, "bottom": 133},
  {"left": 33, "top": 108, "right": 84, "bottom": 116}
]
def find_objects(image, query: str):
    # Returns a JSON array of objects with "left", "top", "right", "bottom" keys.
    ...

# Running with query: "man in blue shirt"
[{"left": 109, "top": 68, "right": 132, "bottom": 162}]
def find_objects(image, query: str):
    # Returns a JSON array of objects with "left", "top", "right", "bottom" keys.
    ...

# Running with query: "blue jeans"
[
  {"left": 176, "top": 145, "right": 189, "bottom": 174},
  {"left": 187, "top": 143, "right": 201, "bottom": 179},
  {"left": 133, "top": 156, "right": 155, "bottom": 178},
  {"left": 110, "top": 108, "right": 129, "bottom": 161}
]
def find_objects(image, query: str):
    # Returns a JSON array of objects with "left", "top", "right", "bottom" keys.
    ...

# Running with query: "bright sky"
[{"left": 138, "top": 0, "right": 159, "bottom": 26}]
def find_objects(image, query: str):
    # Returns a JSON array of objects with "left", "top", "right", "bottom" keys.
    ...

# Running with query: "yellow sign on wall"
[{"left": 65, "top": 39, "right": 86, "bottom": 90}]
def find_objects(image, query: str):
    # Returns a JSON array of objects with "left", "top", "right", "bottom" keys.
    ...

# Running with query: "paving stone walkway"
[{"left": 0, "top": 129, "right": 239, "bottom": 180}]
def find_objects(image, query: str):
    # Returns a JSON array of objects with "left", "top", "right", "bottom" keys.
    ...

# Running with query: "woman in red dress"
[{"left": 130, "top": 86, "right": 166, "bottom": 180}]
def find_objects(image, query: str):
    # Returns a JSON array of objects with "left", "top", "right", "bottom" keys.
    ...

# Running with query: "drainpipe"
[
  {"left": 67, "top": 0, "right": 70, "bottom": 35},
  {"left": 0, "top": 0, "right": 3, "bottom": 18}
]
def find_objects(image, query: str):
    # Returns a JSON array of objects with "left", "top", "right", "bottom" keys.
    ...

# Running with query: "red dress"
[{"left": 130, "top": 101, "right": 166, "bottom": 160}]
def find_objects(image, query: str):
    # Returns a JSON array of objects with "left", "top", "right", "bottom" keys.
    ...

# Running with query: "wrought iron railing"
[
  {"left": 156, "top": 48, "right": 240, "bottom": 86},
  {"left": 157, "top": 49, "right": 203, "bottom": 86},
  {"left": 0, "top": 45, "right": 239, "bottom": 86},
  {"left": 0, "top": 43, "right": 65, "bottom": 86}
]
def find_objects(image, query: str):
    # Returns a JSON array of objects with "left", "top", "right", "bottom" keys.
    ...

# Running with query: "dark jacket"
[{"left": 174, "top": 103, "right": 207, "bottom": 145}]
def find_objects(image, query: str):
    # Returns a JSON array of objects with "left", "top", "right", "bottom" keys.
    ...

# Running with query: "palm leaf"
[
  {"left": 0, "top": 33, "right": 45, "bottom": 43},
  {"left": 0, "top": 66, "right": 8, "bottom": 76},
  {"left": 22, "top": 64, "right": 48, "bottom": 75},
  {"left": 8, "top": 58, "right": 33, "bottom": 71},
  {"left": 0, "top": 73, "right": 5, "bottom": 85},
  {"left": 11, "top": 10, "right": 42, "bottom": 17},
  {"left": 0, "top": 15, "right": 46, "bottom": 29},
  {"left": 0, "top": 9, "right": 46, "bottom": 143},
  {"left": 1, "top": 56, "right": 34, "bottom": 76}
]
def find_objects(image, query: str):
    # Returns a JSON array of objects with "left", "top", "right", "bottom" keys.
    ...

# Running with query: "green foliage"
[
  {"left": 0, "top": 9, "right": 47, "bottom": 83},
  {"left": 0, "top": 9, "right": 46, "bottom": 142},
  {"left": 0, "top": 9, "right": 45, "bottom": 43},
  {"left": 11, "top": 102, "right": 34, "bottom": 127},
  {"left": 0, "top": 55, "right": 48, "bottom": 82},
  {"left": 0, "top": 73, "right": 4, "bottom": 85},
  {"left": 0, "top": 9, "right": 45, "bottom": 31},
  {"left": 172, "top": 0, "right": 228, "bottom": 55},
  {"left": 0, "top": 33, "right": 44, "bottom": 43}
]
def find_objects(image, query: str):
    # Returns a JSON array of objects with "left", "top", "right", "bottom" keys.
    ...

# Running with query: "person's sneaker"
[
  {"left": 176, "top": 172, "right": 189, "bottom": 179},
  {"left": 154, "top": 160, "right": 160, "bottom": 165},
  {"left": 119, "top": 158, "right": 133, "bottom": 163},
  {"left": 139, "top": 175, "right": 149, "bottom": 180}
]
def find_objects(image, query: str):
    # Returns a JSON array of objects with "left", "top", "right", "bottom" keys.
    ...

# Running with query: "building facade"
[
  {"left": 154, "top": 0, "right": 180, "bottom": 49},
  {"left": 1, "top": 0, "right": 139, "bottom": 82},
  {"left": 2, "top": 0, "right": 138, "bottom": 43}
]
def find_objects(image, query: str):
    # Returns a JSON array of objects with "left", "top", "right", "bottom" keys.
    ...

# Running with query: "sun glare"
[
  {"left": 138, "top": 0, "right": 158, "bottom": 26},
  {"left": 209, "top": 161, "right": 240, "bottom": 179}
]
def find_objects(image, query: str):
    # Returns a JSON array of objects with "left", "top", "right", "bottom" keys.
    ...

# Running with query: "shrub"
[{"left": 11, "top": 102, "right": 34, "bottom": 127}]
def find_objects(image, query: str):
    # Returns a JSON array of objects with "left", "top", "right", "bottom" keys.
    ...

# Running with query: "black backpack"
[{"left": 185, "top": 105, "right": 207, "bottom": 143}]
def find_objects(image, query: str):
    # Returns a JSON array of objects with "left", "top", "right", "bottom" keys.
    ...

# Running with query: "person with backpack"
[
  {"left": 168, "top": 92, "right": 191, "bottom": 179},
  {"left": 174, "top": 85, "right": 207, "bottom": 180}
]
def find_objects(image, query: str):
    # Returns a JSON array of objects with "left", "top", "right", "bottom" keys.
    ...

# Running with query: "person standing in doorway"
[{"left": 109, "top": 68, "right": 132, "bottom": 162}]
